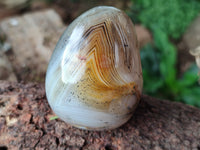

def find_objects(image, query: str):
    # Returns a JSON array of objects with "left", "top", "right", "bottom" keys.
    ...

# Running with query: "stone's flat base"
[{"left": 0, "top": 81, "right": 199, "bottom": 149}]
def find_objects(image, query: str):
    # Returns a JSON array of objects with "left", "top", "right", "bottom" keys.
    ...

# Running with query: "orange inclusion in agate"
[
  {"left": 72, "top": 21, "right": 140, "bottom": 108},
  {"left": 75, "top": 54, "right": 140, "bottom": 108}
]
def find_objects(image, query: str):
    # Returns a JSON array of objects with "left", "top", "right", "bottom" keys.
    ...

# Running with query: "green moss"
[
  {"left": 130, "top": 0, "right": 200, "bottom": 39},
  {"left": 128, "top": 0, "right": 200, "bottom": 107}
]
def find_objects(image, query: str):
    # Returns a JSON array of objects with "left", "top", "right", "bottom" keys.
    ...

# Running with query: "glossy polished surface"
[{"left": 45, "top": 6, "right": 143, "bottom": 130}]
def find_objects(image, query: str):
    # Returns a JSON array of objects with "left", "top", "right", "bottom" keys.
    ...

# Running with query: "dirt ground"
[{"left": 0, "top": 81, "right": 200, "bottom": 149}]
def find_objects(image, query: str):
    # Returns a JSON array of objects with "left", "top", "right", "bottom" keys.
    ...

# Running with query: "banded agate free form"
[{"left": 45, "top": 6, "right": 143, "bottom": 130}]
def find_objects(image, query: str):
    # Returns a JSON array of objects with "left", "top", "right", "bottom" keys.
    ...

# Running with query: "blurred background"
[{"left": 0, "top": 0, "right": 200, "bottom": 107}]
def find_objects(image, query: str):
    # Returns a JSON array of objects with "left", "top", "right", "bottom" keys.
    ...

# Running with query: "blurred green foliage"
[{"left": 128, "top": 0, "right": 200, "bottom": 107}]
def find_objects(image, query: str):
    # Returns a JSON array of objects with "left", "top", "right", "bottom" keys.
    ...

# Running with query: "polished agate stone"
[{"left": 45, "top": 6, "right": 143, "bottom": 130}]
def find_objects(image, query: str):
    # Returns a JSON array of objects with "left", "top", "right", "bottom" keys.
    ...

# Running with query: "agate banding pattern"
[{"left": 45, "top": 6, "right": 143, "bottom": 130}]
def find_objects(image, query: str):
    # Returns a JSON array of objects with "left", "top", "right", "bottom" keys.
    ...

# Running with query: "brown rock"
[
  {"left": 0, "top": 51, "right": 17, "bottom": 81},
  {"left": 135, "top": 25, "right": 152, "bottom": 48},
  {"left": 0, "top": 81, "right": 200, "bottom": 149},
  {"left": 0, "top": 9, "right": 66, "bottom": 82},
  {"left": 0, "top": 8, "right": 19, "bottom": 21},
  {"left": 20, "top": 113, "right": 32, "bottom": 123},
  {"left": 178, "top": 15, "right": 200, "bottom": 73},
  {"left": 183, "top": 15, "right": 200, "bottom": 50}
]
